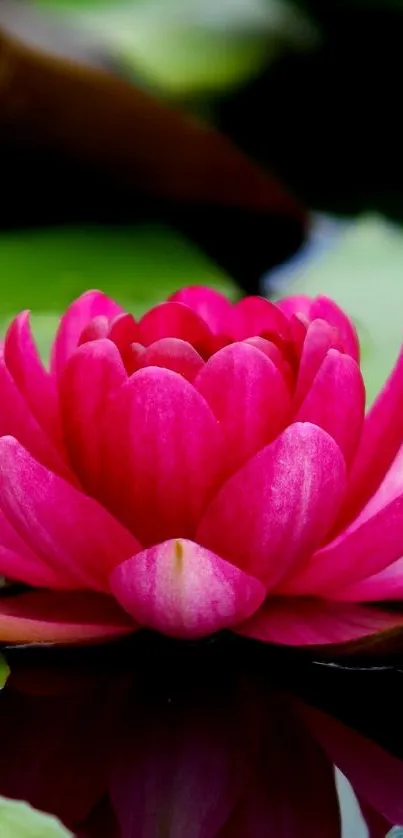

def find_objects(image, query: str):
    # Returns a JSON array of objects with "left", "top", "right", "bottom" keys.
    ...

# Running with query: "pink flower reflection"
[{"left": 0, "top": 643, "right": 402, "bottom": 837}]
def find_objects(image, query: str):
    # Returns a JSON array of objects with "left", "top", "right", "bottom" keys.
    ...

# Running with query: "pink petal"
[
  {"left": 276, "top": 295, "right": 313, "bottom": 319},
  {"left": 295, "top": 349, "right": 365, "bottom": 464},
  {"left": 138, "top": 302, "right": 213, "bottom": 356},
  {"left": 0, "top": 353, "right": 71, "bottom": 479},
  {"left": 77, "top": 315, "right": 110, "bottom": 344},
  {"left": 0, "top": 508, "right": 71, "bottom": 588},
  {"left": 294, "top": 319, "right": 343, "bottom": 407},
  {"left": 309, "top": 296, "right": 360, "bottom": 362},
  {"left": 197, "top": 423, "right": 346, "bottom": 589},
  {"left": 137, "top": 338, "right": 204, "bottom": 382},
  {"left": 60, "top": 339, "right": 127, "bottom": 495},
  {"left": 236, "top": 598, "right": 403, "bottom": 652},
  {"left": 333, "top": 559, "right": 403, "bottom": 602},
  {"left": 194, "top": 343, "right": 291, "bottom": 473},
  {"left": 99, "top": 367, "right": 223, "bottom": 545},
  {"left": 286, "top": 443, "right": 403, "bottom": 596},
  {"left": 338, "top": 343, "right": 403, "bottom": 529},
  {"left": 107, "top": 313, "right": 139, "bottom": 369},
  {"left": 0, "top": 590, "right": 135, "bottom": 644},
  {"left": 109, "top": 538, "right": 265, "bottom": 639},
  {"left": 51, "top": 290, "right": 123, "bottom": 380},
  {"left": 0, "top": 437, "right": 141, "bottom": 590},
  {"left": 300, "top": 704, "right": 403, "bottom": 825},
  {"left": 169, "top": 286, "right": 234, "bottom": 335},
  {"left": 230, "top": 296, "right": 289, "bottom": 341},
  {"left": 243, "top": 337, "right": 295, "bottom": 389},
  {"left": 4, "top": 312, "right": 64, "bottom": 450}
]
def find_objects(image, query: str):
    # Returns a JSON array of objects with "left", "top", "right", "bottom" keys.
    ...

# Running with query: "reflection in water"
[{"left": 0, "top": 636, "right": 402, "bottom": 837}]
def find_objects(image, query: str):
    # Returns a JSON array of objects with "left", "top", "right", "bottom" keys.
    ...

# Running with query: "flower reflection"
[{"left": 0, "top": 638, "right": 402, "bottom": 837}]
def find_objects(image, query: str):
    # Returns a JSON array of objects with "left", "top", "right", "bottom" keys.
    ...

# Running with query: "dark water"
[{"left": 0, "top": 634, "right": 402, "bottom": 837}]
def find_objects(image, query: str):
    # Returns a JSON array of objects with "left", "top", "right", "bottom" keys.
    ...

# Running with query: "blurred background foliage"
[{"left": 0, "top": 0, "right": 403, "bottom": 402}]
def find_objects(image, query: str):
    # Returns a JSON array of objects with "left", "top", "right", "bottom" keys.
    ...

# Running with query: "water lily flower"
[{"left": 1, "top": 285, "right": 403, "bottom": 651}]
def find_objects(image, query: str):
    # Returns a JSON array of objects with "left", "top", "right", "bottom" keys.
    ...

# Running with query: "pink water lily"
[{"left": 1, "top": 285, "right": 403, "bottom": 651}]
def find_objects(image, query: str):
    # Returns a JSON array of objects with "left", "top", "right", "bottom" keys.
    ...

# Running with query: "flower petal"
[
  {"left": 309, "top": 296, "right": 360, "bottom": 361},
  {"left": 296, "top": 349, "right": 365, "bottom": 464},
  {"left": 338, "top": 343, "right": 403, "bottom": 528},
  {"left": 51, "top": 290, "right": 122, "bottom": 380},
  {"left": 236, "top": 598, "right": 403, "bottom": 653},
  {"left": 0, "top": 354, "right": 71, "bottom": 479},
  {"left": 169, "top": 286, "right": 234, "bottom": 335},
  {"left": 60, "top": 339, "right": 127, "bottom": 495},
  {"left": 137, "top": 338, "right": 204, "bottom": 382},
  {"left": 333, "top": 559, "right": 403, "bottom": 602},
  {"left": 100, "top": 368, "right": 223, "bottom": 545},
  {"left": 197, "top": 423, "right": 346, "bottom": 589},
  {"left": 294, "top": 319, "right": 343, "bottom": 407},
  {"left": 4, "top": 312, "right": 63, "bottom": 450},
  {"left": 194, "top": 343, "right": 291, "bottom": 473},
  {"left": 109, "top": 538, "right": 265, "bottom": 639},
  {"left": 138, "top": 302, "right": 213, "bottom": 356},
  {"left": 0, "top": 590, "right": 135, "bottom": 644},
  {"left": 230, "top": 297, "right": 289, "bottom": 341},
  {"left": 0, "top": 437, "right": 141, "bottom": 590},
  {"left": 276, "top": 295, "right": 313, "bottom": 319},
  {"left": 0, "top": 506, "right": 70, "bottom": 588},
  {"left": 286, "top": 443, "right": 403, "bottom": 596}
]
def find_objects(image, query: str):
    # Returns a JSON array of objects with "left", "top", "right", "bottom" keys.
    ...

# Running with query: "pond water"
[{"left": 0, "top": 635, "right": 401, "bottom": 837}]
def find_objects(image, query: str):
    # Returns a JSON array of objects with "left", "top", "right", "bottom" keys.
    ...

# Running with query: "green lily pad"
[
  {"left": 0, "top": 655, "right": 10, "bottom": 690},
  {"left": 278, "top": 215, "right": 403, "bottom": 405},
  {"left": 0, "top": 797, "right": 72, "bottom": 838}
]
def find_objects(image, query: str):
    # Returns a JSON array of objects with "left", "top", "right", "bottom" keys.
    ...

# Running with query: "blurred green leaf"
[
  {"left": 32, "top": 0, "right": 316, "bottom": 94},
  {"left": 0, "top": 797, "right": 72, "bottom": 838},
  {"left": 279, "top": 215, "right": 403, "bottom": 404},
  {"left": 0, "top": 654, "right": 9, "bottom": 690},
  {"left": 0, "top": 223, "right": 235, "bottom": 360}
]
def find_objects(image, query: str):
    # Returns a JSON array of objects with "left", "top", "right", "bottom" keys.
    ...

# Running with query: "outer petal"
[
  {"left": 0, "top": 437, "right": 141, "bottom": 591},
  {"left": 194, "top": 343, "right": 291, "bottom": 473},
  {"left": 0, "top": 507, "right": 71, "bottom": 588},
  {"left": 169, "top": 286, "right": 234, "bottom": 335},
  {"left": 4, "top": 312, "right": 63, "bottom": 450},
  {"left": 197, "top": 423, "right": 346, "bottom": 589},
  {"left": 333, "top": 559, "right": 403, "bottom": 602},
  {"left": 137, "top": 338, "right": 204, "bottom": 382},
  {"left": 236, "top": 598, "right": 403, "bottom": 653},
  {"left": 0, "top": 353, "right": 71, "bottom": 479},
  {"left": 51, "top": 290, "right": 122, "bottom": 380},
  {"left": 230, "top": 296, "right": 289, "bottom": 342},
  {"left": 287, "top": 443, "right": 403, "bottom": 596},
  {"left": 0, "top": 590, "right": 135, "bottom": 644},
  {"left": 295, "top": 349, "right": 365, "bottom": 464},
  {"left": 339, "top": 343, "right": 403, "bottom": 528},
  {"left": 309, "top": 296, "right": 360, "bottom": 361},
  {"left": 60, "top": 339, "right": 127, "bottom": 495},
  {"left": 109, "top": 538, "right": 265, "bottom": 639},
  {"left": 99, "top": 367, "right": 224, "bottom": 545},
  {"left": 138, "top": 302, "right": 213, "bottom": 357}
]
